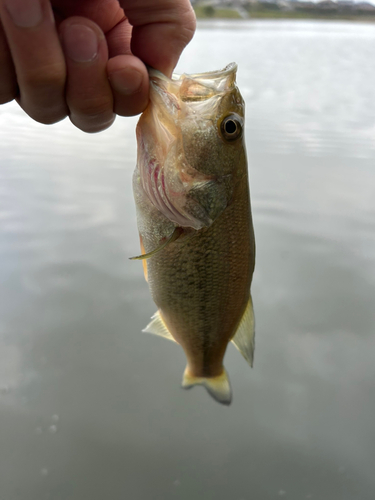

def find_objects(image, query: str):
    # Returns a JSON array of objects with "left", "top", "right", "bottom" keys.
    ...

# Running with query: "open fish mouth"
[
  {"left": 145, "top": 63, "right": 239, "bottom": 127},
  {"left": 150, "top": 62, "right": 238, "bottom": 95}
]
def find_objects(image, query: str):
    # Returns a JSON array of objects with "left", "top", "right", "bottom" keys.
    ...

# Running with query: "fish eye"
[{"left": 220, "top": 115, "right": 242, "bottom": 142}]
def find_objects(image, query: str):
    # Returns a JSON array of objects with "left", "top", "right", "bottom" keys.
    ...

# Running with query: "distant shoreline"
[{"left": 193, "top": 5, "right": 375, "bottom": 22}]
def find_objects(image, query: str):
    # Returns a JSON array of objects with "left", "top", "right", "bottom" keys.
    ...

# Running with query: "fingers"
[
  {"left": 107, "top": 55, "right": 148, "bottom": 117},
  {"left": 60, "top": 17, "right": 115, "bottom": 132},
  {"left": 51, "top": 0, "right": 126, "bottom": 35},
  {"left": 0, "top": 0, "right": 196, "bottom": 131},
  {"left": 0, "top": 0, "right": 67, "bottom": 123},
  {"left": 106, "top": 17, "right": 149, "bottom": 117},
  {"left": 0, "top": 21, "right": 17, "bottom": 103},
  {"left": 120, "top": 0, "right": 196, "bottom": 76},
  {"left": 52, "top": 3, "right": 151, "bottom": 117},
  {"left": 0, "top": 1, "right": 119, "bottom": 131}
]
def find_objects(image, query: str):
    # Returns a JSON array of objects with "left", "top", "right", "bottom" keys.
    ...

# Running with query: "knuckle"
[
  {"left": 22, "top": 63, "right": 65, "bottom": 90},
  {"left": 73, "top": 95, "right": 113, "bottom": 118},
  {"left": 180, "top": 5, "right": 197, "bottom": 43}
]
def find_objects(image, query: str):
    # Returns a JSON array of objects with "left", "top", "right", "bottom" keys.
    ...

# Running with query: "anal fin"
[
  {"left": 142, "top": 310, "right": 176, "bottom": 343},
  {"left": 231, "top": 295, "right": 255, "bottom": 367}
]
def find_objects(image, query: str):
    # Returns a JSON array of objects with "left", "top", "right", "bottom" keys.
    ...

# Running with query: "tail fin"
[{"left": 181, "top": 367, "right": 232, "bottom": 406}]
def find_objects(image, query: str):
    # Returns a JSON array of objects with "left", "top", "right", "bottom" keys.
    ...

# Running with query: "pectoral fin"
[
  {"left": 130, "top": 227, "right": 182, "bottom": 261},
  {"left": 138, "top": 235, "right": 148, "bottom": 282},
  {"left": 231, "top": 295, "right": 255, "bottom": 367},
  {"left": 185, "top": 179, "right": 230, "bottom": 229},
  {"left": 142, "top": 310, "right": 176, "bottom": 343}
]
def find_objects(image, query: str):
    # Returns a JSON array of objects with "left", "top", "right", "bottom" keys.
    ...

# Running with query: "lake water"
[{"left": 1, "top": 20, "right": 375, "bottom": 500}]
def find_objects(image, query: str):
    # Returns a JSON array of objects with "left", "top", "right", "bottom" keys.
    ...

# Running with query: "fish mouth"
[
  {"left": 172, "top": 62, "right": 237, "bottom": 80},
  {"left": 148, "top": 63, "right": 238, "bottom": 103},
  {"left": 149, "top": 62, "right": 237, "bottom": 84}
]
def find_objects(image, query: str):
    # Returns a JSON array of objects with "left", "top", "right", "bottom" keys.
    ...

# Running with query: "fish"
[{"left": 132, "top": 63, "right": 255, "bottom": 405}]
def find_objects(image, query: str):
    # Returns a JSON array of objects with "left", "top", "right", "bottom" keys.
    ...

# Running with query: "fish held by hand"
[{"left": 132, "top": 63, "right": 256, "bottom": 405}]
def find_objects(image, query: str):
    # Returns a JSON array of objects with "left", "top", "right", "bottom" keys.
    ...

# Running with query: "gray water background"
[{"left": 1, "top": 20, "right": 375, "bottom": 500}]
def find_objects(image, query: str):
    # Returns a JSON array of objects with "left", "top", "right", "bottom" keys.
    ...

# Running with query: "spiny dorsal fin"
[
  {"left": 231, "top": 295, "right": 255, "bottom": 367},
  {"left": 142, "top": 310, "right": 176, "bottom": 343},
  {"left": 130, "top": 227, "right": 182, "bottom": 261}
]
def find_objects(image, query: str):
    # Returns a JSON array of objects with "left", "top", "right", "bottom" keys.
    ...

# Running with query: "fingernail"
[
  {"left": 5, "top": 0, "right": 43, "bottom": 28},
  {"left": 63, "top": 25, "right": 98, "bottom": 63},
  {"left": 109, "top": 68, "right": 143, "bottom": 95}
]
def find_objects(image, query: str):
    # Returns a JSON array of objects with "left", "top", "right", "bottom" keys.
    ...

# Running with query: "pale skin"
[{"left": 0, "top": 0, "right": 196, "bottom": 132}]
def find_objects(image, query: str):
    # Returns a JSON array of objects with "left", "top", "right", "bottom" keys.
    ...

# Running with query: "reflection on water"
[{"left": 1, "top": 20, "right": 375, "bottom": 500}]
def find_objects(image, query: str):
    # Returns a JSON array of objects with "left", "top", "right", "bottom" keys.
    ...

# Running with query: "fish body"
[{"left": 132, "top": 64, "right": 255, "bottom": 405}]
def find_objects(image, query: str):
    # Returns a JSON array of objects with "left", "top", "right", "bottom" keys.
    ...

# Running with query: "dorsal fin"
[
  {"left": 142, "top": 310, "right": 176, "bottom": 343},
  {"left": 231, "top": 295, "right": 255, "bottom": 367}
]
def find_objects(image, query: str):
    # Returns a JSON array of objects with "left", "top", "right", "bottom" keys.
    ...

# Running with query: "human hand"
[{"left": 0, "top": 0, "right": 196, "bottom": 132}]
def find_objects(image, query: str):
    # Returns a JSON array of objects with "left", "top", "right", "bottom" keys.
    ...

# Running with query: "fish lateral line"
[{"left": 129, "top": 227, "right": 183, "bottom": 261}]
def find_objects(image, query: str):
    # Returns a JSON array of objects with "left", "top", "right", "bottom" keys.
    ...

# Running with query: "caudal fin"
[{"left": 181, "top": 368, "right": 232, "bottom": 406}]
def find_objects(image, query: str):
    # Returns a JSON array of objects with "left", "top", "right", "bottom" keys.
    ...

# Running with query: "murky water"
[{"left": 1, "top": 20, "right": 375, "bottom": 500}]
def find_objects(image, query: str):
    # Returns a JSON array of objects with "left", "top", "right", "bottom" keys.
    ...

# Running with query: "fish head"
[{"left": 136, "top": 63, "right": 246, "bottom": 230}]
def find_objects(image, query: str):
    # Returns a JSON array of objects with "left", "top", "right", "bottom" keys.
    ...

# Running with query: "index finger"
[
  {"left": 120, "top": 0, "right": 196, "bottom": 76},
  {"left": 0, "top": 0, "right": 67, "bottom": 123}
]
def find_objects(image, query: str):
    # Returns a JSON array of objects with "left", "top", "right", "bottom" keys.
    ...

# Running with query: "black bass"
[{"left": 132, "top": 63, "right": 255, "bottom": 405}]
